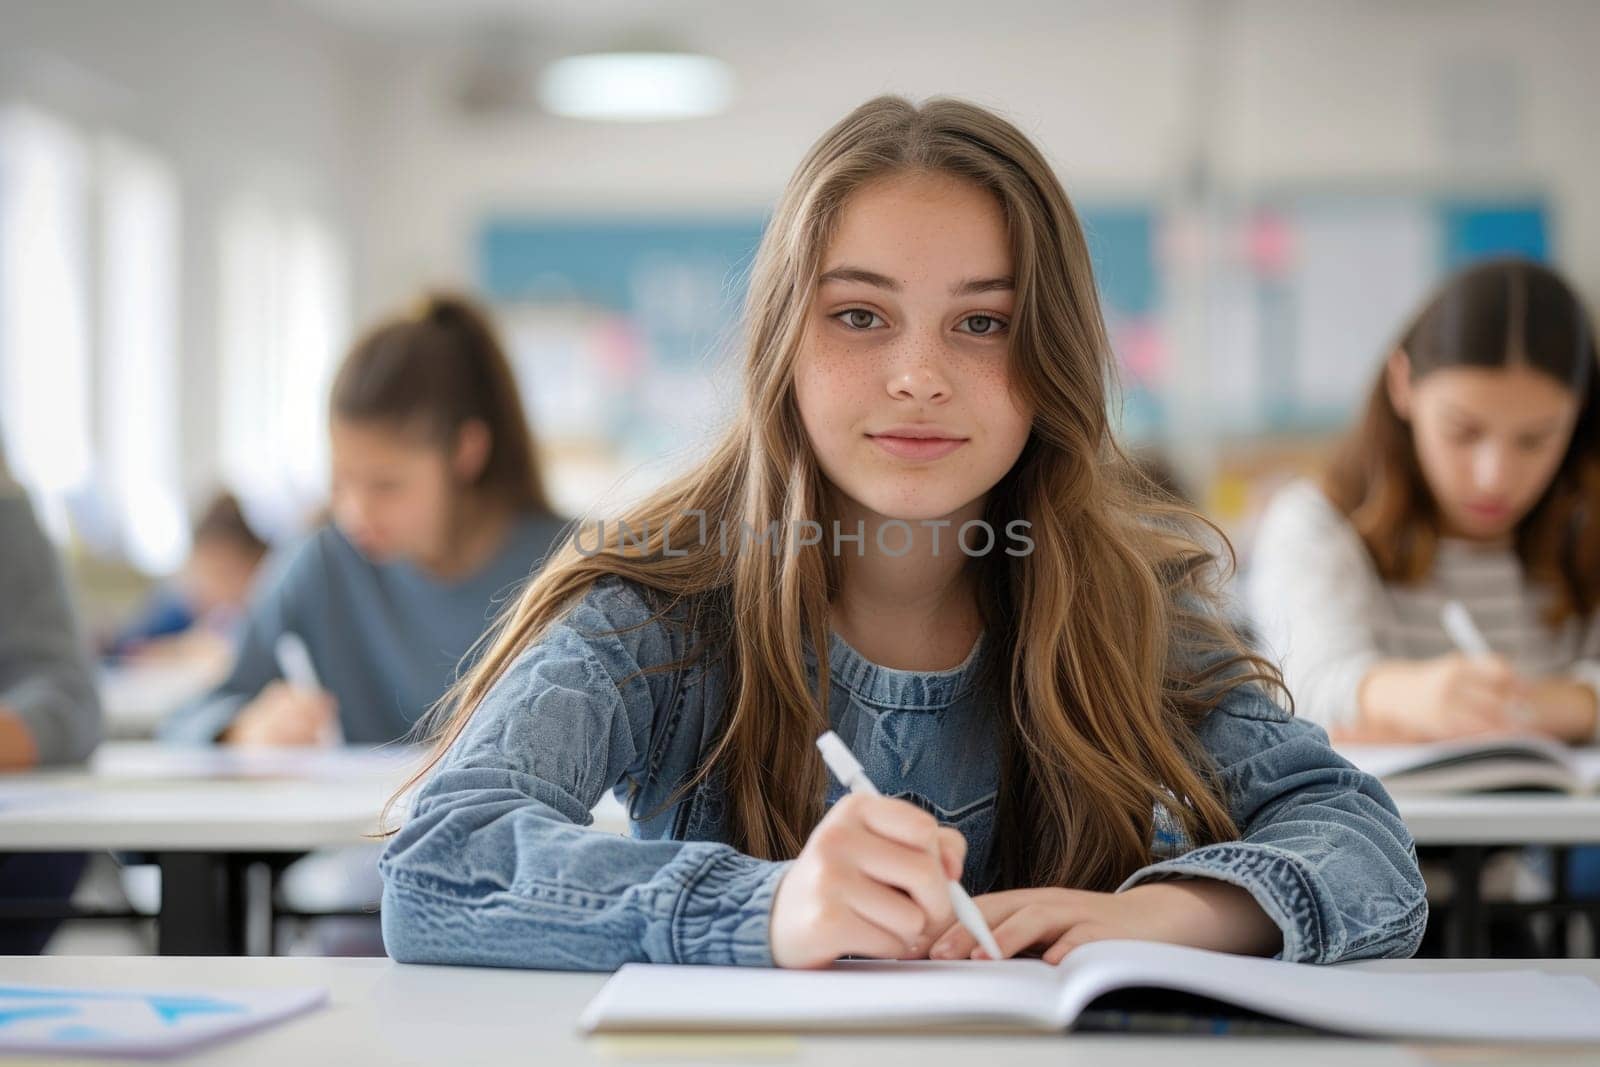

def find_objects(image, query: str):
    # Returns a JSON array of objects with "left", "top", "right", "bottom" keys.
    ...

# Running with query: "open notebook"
[
  {"left": 1338, "top": 735, "right": 1600, "bottom": 795},
  {"left": 580, "top": 940, "right": 1600, "bottom": 1043}
]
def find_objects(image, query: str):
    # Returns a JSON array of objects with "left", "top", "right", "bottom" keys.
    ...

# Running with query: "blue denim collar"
[{"left": 803, "top": 629, "right": 986, "bottom": 710}]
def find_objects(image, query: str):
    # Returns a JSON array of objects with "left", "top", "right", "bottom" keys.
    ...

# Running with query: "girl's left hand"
[
  {"left": 1518, "top": 679, "right": 1599, "bottom": 744},
  {"left": 927, "top": 880, "right": 1282, "bottom": 964}
]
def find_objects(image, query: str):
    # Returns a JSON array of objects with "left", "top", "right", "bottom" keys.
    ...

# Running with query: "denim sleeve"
[
  {"left": 379, "top": 577, "right": 788, "bottom": 971},
  {"left": 1118, "top": 684, "right": 1427, "bottom": 963}
]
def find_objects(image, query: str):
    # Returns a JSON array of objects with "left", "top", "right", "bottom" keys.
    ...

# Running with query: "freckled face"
[{"left": 792, "top": 171, "right": 1034, "bottom": 523}]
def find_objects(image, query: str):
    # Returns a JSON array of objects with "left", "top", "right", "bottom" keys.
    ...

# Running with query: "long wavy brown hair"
[
  {"left": 388, "top": 96, "right": 1285, "bottom": 893},
  {"left": 1324, "top": 258, "right": 1600, "bottom": 627}
]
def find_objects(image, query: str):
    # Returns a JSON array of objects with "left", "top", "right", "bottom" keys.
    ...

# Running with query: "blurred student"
[
  {"left": 1249, "top": 258, "right": 1599, "bottom": 744},
  {"left": 161, "top": 293, "right": 569, "bottom": 747},
  {"left": 0, "top": 440, "right": 103, "bottom": 951},
  {"left": 107, "top": 490, "right": 268, "bottom": 668}
]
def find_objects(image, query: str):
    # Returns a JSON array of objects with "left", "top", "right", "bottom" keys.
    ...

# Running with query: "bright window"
[
  {"left": 217, "top": 197, "right": 349, "bottom": 528},
  {"left": 0, "top": 105, "right": 93, "bottom": 538},
  {"left": 98, "top": 134, "right": 186, "bottom": 572}
]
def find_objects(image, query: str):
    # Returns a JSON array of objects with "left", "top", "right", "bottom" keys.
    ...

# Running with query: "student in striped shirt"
[{"left": 1248, "top": 258, "right": 1600, "bottom": 745}]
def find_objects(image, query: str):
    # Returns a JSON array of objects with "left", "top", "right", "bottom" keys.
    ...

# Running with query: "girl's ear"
[
  {"left": 1385, "top": 349, "right": 1414, "bottom": 420},
  {"left": 451, "top": 419, "right": 492, "bottom": 484}
]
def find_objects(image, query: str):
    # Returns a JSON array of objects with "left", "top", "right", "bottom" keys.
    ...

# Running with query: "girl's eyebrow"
[
  {"left": 818, "top": 266, "right": 899, "bottom": 290},
  {"left": 817, "top": 266, "right": 1014, "bottom": 296},
  {"left": 1442, "top": 404, "right": 1563, "bottom": 435},
  {"left": 952, "top": 276, "right": 1014, "bottom": 296}
]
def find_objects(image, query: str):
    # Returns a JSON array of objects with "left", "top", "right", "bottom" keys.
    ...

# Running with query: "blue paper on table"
[{"left": 0, "top": 983, "right": 327, "bottom": 1057}]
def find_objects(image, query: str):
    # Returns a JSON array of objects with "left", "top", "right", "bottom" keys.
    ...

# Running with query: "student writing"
[
  {"left": 380, "top": 96, "right": 1426, "bottom": 970},
  {"left": 161, "top": 294, "right": 569, "bottom": 746},
  {"left": 1248, "top": 259, "right": 1600, "bottom": 744}
]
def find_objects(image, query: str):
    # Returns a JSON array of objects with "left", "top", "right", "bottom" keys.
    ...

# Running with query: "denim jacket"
[{"left": 379, "top": 576, "right": 1427, "bottom": 970}]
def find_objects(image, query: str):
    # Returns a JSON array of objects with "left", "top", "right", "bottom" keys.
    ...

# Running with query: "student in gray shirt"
[
  {"left": 0, "top": 444, "right": 103, "bottom": 951},
  {"left": 162, "top": 293, "right": 569, "bottom": 746}
]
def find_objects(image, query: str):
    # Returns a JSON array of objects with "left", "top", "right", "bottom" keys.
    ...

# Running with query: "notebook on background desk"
[
  {"left": 1338, "top": 736, "right": 1600, "bottom": 795},
  {"left": 580, "top": 940, "right": 1600, "bottom": 1043}
]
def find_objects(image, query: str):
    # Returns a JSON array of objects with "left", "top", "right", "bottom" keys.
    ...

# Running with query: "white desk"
[
  {"left": 0, "top": 744, "right": 419, "bottom": 852},
  {"left": 8, "top": 955, "right": 1598, "bottom": 1066},
  {"left": 16, "top": 743, "right": 1598, "bottom": 961},
  {"left": 0, "top": 743, "right": 630, "bottom": 853},
  {"left": 1386, "top": 792, "right": 1600, "bottom": 959},
  {"left": 1396, "top": 794, "right": 1600, "bottom": 845},
  {"left": 0, "top": 744, "right": 427, "bottom": 955},
  {"left": 0, "top": 743, "right": 628, "bottom": 955}
]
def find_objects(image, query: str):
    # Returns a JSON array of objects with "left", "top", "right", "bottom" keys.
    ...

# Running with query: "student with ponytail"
[
  {"left": 162, "top": 293, "right": 568, "bottom": 746},
  {"left": 379, "top": 96, "right": 1425, "bottom": 971}
]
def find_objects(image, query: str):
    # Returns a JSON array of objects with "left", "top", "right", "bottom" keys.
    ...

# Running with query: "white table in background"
[
  {"left": 0, "top": 743, "right": 630, "bottom": 955},
  {"left": 4, "top": 955, "right": 1598, "bottom": 1066},
  {"left": 97, "top": 660, "right": 224, "bottom": 740},
  {"left": 1395, "top": 794, "right": 1600, "bottom": 846},
  {"left": 1391, "top": 792, "right": 1600, "bottom": 958}
]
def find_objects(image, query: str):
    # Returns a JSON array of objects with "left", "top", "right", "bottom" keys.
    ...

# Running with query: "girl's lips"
[
  {"left": 868, "top": 434, "right": 967, "bottom": 461},
  {"left": 1464, "top": 501, "right": 1512, "bottom": 520}
]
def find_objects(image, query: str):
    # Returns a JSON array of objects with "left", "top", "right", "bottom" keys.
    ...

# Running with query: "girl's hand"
[
  {"left": 1358, "top": 654, "right": 1524, "bottom": 741},
  {"left": 769, "top": 793, "right": 966, "bottom": 969},
  {"left": 1519, "top": 678, "right": 1600, "bottom": 743},
  {"left": 223, "top": 681, "right": 338, "bottom": 747},
  {"left": 927, "top": 880, "right": 1281, "bottom": 963}
]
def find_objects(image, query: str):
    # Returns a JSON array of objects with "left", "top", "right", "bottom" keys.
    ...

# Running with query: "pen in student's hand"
[
  {"left": 815, "top": 730, "right": 1004, "bottom": 962},
  {"left": 1439, "top": 600, "right": 1532, "bottom": 725},
  {"left": 275, "top": 632, "right": 321, "bottom": 691},
  {"left": 1440, "top": 600, "right": 1492, "bottom": 659},
  {"left": 275, "top": 632, "right": 344, "bottom": 744}
]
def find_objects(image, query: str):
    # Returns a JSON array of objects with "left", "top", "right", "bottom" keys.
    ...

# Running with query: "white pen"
[
  {"left": 815, "top": 730, "right": 1004, "bottom": 962},
  {"left": 1440, "top": 600, "right": 1531, "bottom": 724},
  {"left": 1440, "top": 600, "right": 1493, "bottom": 659},
  {"left": 275, "top": 632, "right": 344, "bottom": 744}
]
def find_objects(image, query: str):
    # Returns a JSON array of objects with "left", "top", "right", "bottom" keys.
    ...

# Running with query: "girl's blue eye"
[
  {"left": 960, "top": 314, "right": 1007, "bottom": 336},
  {"left": 837, "top": 309, "right": 883, "bottom": 330}
]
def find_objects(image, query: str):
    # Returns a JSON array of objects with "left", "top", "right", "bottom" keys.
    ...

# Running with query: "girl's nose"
[
  {"left": 885, "top": 335, "right": 952, "bottom": 403},
  {"left": 1471, "top": 444, "right": 1512, "bottom": 494}
]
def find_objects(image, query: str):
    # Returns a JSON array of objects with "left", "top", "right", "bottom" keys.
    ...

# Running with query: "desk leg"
[
  {"left": 1445, "top": 846, "right": 1487, "bottom": 958},
  {"left": 156, "top": 853, "right": 246, "bottom": 956}
]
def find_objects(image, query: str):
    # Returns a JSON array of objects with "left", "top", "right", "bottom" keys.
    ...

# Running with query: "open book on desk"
[
  {"left": 580, "top": 940, "right": 1600, "bottom": 1043},
  {"left": 1338, "top": 735, "right": 1600, "bottom": 795}
]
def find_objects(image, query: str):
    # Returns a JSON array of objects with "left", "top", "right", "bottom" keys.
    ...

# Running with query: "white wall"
[
  {"left": 352, "top": 0, "right": 1600, "bottom": 304},
  {"left": 0, "top": 0, "right": 384, "bottom": 504},
  {"left": 1217, "top": 0, "right": 1600, "bottom": 292},
  {"left": 4, "top": 0, "right": 1598, "bottom": 508},
  {"left": 351, "top": 0, "right": 1196, "bottom": 307}
]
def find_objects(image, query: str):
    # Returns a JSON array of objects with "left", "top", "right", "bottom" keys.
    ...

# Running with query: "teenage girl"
[{"left": 380, "top": 97, "right": 1426, "bottom": 970}]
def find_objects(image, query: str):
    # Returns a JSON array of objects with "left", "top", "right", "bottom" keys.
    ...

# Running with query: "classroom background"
[{"left": 2, "top": 0, "right": 1598, "bottom": 957}]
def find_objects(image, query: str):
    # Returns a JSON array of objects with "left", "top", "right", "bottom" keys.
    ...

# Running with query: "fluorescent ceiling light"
[{"left": 539, "top": 52, "right": 734, "bottom": 121}]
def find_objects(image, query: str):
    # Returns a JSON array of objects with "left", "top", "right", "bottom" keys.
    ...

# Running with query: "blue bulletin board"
[
  {"left": 477, "top": 206, "right": 1166, "bottom": 464},
  {"left": 476, "top": 193, "right": 1548, "bottom": 476}
]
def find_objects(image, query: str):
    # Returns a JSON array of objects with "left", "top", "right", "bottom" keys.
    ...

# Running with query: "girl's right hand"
[
  {"left": 1360, "top": 653, "right": 1522, "bottom": 741},
  {"left": 223, "top": 681, "right": 338, "bottom": 747},
  {"left": 768, "top": 792, "right": 966, "bottom": 969}
]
